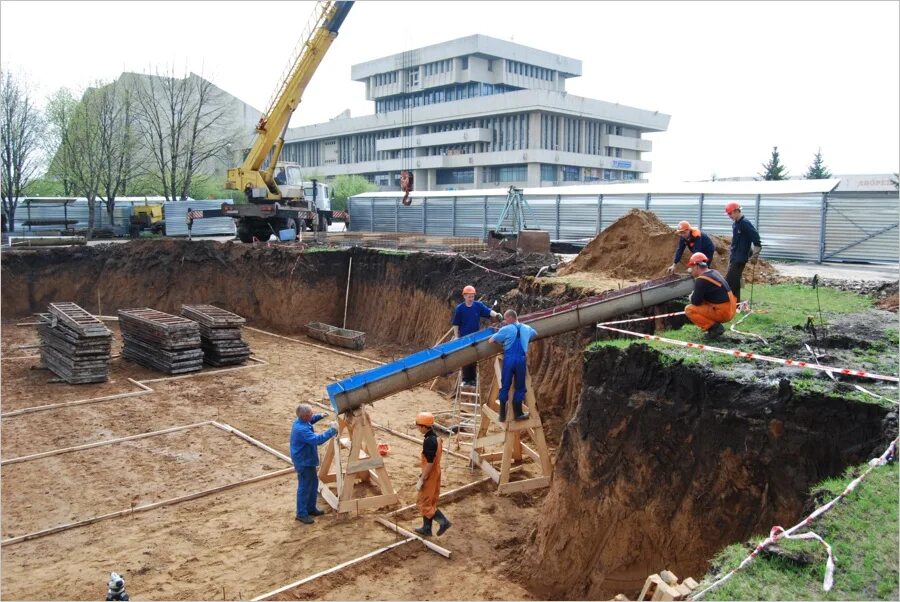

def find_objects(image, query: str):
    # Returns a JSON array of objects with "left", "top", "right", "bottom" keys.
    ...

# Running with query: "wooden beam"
[
  {"left": 245, "top": 326, "right": 384, "bottom": 365},
  {"left": 250, "top": 537, "right": 416, "bottom": 601},
  {"left": 1, "top": 378, "right": 154, "bottom": 419},
  {"left": 497, "top": 475, "right": 551, "bottom": 495},
  {"left": 345, "top": 456, "right": 385, "bottom": 475},
  {"left": 139, "top": 356, "right": 266, "bottom": 385},
  {"left": 210, "top": 422, "right": 292, "bottom": 465},
  {"left": 374, "top": 517, "right": 452, "bottom": 558}
]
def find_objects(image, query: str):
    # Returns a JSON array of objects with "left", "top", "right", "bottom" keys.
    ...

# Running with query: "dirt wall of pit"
[{"left": 525, "top": 344, "right": 896, "bottom": 600}]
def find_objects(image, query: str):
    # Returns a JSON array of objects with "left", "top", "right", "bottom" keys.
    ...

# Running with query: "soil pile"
[{"left": 558, "top": 209, "right": 777, "bottom": 282}]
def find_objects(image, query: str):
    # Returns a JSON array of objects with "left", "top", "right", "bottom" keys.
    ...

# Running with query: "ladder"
[{"left": 452, "top": 366, "right": 482, "bottom": 450}]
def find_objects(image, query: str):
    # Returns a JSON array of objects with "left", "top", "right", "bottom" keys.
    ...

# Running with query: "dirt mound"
[{"left": 558, "top": 209, "right": 777, "bottom": 282}]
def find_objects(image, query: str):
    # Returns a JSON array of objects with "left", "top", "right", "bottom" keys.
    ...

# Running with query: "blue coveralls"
[
  {"left": 491, "top": 322, "right": 537, "bottom": 404},
  {"left": 290, "top": 414, "right": 337, "bottom": 519}
]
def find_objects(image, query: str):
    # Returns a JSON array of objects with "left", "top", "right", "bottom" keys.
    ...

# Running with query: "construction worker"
[
  {"left": 489, "top": 309, "right": 537, "bottom": 422},
  {"left": 290, "top": 403, "right": 338, "bottom": 524},
  {"left": 185, "top": 208, "right": 194, "bottom": 241},
  {"left": 666, "top": 220, "right": 715, "bottom": 274},
  {"left": 684, "top": 252, "right": 737, "bottom": 340},
  {"left": 724, "top": 202, "right": 762, "bottom": 302},
  {"left": 414, "top": 412, "right": 451, "bottom": 537},
  {"left": 451, "top": 285, "right": 502, "bottom": 386}
]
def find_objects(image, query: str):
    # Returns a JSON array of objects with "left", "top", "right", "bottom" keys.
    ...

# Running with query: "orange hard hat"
[
  {"left": 677, "top": 220, "right": 691, "bottom": 232},
  {"left": 462, "top": 285, "right": 476, "bottom": 295},
  {"left": 725, "top": 201, "right": 741, "bottom": 215},
  {"left": 415, "top": 412, "right": 435, "bottom": 427},
  {"left": 687, "top": 252, "right": 709, "bottom": 266}
]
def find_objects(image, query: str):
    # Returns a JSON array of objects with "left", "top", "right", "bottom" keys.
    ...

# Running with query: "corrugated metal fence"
[
  {"left": 349, "top": 191, "right": 899, "bottom": 264},
  {"left": 10, "top": 199, "right": 236, "bottom": 237}
]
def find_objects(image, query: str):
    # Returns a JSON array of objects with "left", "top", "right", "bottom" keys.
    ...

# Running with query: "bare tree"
[
  {"left": 1, "top": 70, "right": 44, "bottom": 232},
  {"left": 49, "top": 83, "right": 105, "bottom": 239},
  {"left": 133, "top": 68, "right": 238, "bottom": 202},
  {"left": 96, "top": 78, "right": 138, "bottom": 225}
]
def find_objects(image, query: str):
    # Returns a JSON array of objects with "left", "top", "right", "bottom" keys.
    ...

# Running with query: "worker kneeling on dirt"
[
  {"left": 290, "top": 404, "right": 337, "bottom": 524},
  {"left": 452, "top": 284, "right": 502, "bottom": 386},
  {"left": 489, "top": 310, "right": 537, "bottom": 422},
  {"left": 667, "top": 220, "right": 715, "bottom": 274},
  {"left": 414, "top": 412, "right": 451, "bottom": 537},
  {"left": 684, "top": 252, "right": 736, "bottom": 341}
]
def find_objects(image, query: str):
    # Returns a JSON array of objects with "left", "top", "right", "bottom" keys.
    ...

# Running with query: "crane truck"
[{"left": 199, "top": 0, "right": 353, "bottom": 242}]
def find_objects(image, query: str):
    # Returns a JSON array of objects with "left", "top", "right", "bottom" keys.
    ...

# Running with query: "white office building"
[{"left": 281, "top": 35, "right": 669, "bottom": 191}]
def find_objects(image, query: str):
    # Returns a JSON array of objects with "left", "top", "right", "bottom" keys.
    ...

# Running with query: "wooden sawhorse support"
[
  {"left": 318, "top": 407, "right": 399, "bottom": 515},
  {"left": 469, "top": 358, "right": 552, "bottom": 494}
]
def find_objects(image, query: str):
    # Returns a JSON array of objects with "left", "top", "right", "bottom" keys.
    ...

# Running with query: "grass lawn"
[{"left": 700, "top": 459, "right": 899, "bottom": 600}]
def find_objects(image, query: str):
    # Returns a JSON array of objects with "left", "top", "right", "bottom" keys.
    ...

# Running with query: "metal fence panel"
[
  {"left": 647, "top": 195, "right": 702, "bottom": 230},
  {"left": 425, "top": 197, "right": 453, "bottom": 236},
  {"left": 455, "top": 197, "right": 488, "bottom": 238},
  {"left": 599, "top": 195, "right": 645, "bottom": 230},
  {"left": 521, "top": 195, "right": 557, "bottom": 237},
  {"left": 825, "top": 194, "right": 900, "bottom": 263},
  {"left": 161, "top": 200, "right": 237, "bottom": 237},
  {"left": 373, "top": 199, "right": 397, "bottom": 232},
  {"left": 700, "top": 195, "right": 757, "bottom": 240},
  {"left": 559, "top": 196, "right": 599, "bottom": 241},
  {"left": 348, "top": 197, "right": 373, "bottom": 231},
  {"left": 757, "top": 195, "right": 821, "bottom": 261},
  {"left": 395, "top": 198, "right": 424, "bottom": 233}
]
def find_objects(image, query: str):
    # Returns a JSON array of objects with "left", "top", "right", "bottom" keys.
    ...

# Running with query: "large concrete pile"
[{"left": 38, "top": 302, "right": 112, "bottom": 384}]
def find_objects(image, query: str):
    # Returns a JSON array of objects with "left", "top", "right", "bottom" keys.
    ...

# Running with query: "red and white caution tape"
[
  {"left": 456, "top": 254, "right": 520, "bottom": 280},
  {"left": 596, "top": 324, "right": 900, "bottom": 383},
  {"left": 597, "top": 310, "right": 686, "bottom": 326},
  {"left": 690, "top": 438, "right": 898, "bottom": 599},
  {"left": 806, "top": 344, "right": 899, "bottom": 405}
]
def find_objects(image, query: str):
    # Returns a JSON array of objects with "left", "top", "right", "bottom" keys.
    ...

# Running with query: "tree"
[
  {"left": 1, "top": 70, "right": 44, "bottom": 232},
  {"left": 759, "top": 146, "right": 789, "bottom": 180},
  {"left": 804, "top": 148, "right": 832, "bottom": 179},
  {"left": 49, "top": 83, "right": 105, "bottom": 239},
  {"left": 95, "top": 78, "right": 138, "bottom": 226},
  {"left": 330, "top": 174, "right": 376, "bottom": 212},
  {"left": 44, "top": 88, "right": 78, "bottom": 195},
  {"left": 133, "top": 69, "right": 239, "bottom": 202}
]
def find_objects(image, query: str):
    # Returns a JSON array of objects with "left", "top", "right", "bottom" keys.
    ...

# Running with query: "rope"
[{"left": 456, "top": 254, "right": 520, "bottom": 280}]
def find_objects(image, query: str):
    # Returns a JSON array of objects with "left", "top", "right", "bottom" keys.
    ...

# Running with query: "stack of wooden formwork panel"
[
  {"left": 37, "top": 302, "right": 112, "bottom": 384},
  {"left": 119, "top": 308, "right": 202, "bottom": 374},
  {"left": 181, "top": 304, "right": 250, "bottom": 366}
]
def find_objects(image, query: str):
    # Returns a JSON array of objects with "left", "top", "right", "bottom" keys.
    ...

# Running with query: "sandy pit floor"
[{"left": 1, "top": 320, "right": 548, "bottom": 600}]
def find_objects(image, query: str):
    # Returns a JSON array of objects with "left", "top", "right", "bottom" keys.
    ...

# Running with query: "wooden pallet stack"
[
  {"left": 37, "top": 302, "right": 112, "bottom": 384},
  {"left": 181, "top": 304, "right": 250, "bottom": 366},
  {"left": 119, "top": 308, "right": 203, "bottom": 374}
]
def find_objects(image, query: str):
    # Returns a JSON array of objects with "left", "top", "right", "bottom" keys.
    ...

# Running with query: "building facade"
[{"left": 281, "top": 35, "right": 669, "bottom": 191}]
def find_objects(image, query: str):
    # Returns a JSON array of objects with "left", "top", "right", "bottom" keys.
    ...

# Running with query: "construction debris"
[
  {"left": 633, "top": 571, "right": 699, "bottom": 601},
  {"left": 181, "top": 304, "right": 251, "bottom": 366},
  {"left": 37, "top": 302, "right": 112, "bottom": 384},
  {"left": 119, "top": 308, "right": 203, "bottom": 374}
]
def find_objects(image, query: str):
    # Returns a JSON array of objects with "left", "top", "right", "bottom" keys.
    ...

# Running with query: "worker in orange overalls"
[
  {"left": 413, "top": 412, "right": 451, "bottom": 537},
  {"left": 684, "top": 252, "right": 737, "bottom": 341}
]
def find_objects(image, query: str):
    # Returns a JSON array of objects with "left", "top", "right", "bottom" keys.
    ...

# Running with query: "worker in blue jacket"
[
  {"left": 290, "top": 403, "right": 337, "bottom": 524},
  {"left": 724, "top": 202, "right": 762, "bottom": 302},
  {"left": 451, "top": 284, "right": 502, "bottom": 386},
  {"left": 667, "top": 220, "right": 715, "bottom": 274},
  {"left": 489, "top": 309, "right": 537, "bottom": 422}
]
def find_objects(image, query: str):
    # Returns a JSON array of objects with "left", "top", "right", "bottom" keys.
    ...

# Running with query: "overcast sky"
[{"left": 2, "top": 0, "right": 898, "bottom": 182}]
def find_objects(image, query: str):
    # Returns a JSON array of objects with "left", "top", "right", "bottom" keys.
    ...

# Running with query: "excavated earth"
[{"left": 1, "top": 239, "right": 896, "bottom": 600}]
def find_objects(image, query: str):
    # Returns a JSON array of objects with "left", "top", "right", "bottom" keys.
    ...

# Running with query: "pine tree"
[
  {"left": 759, "top": 146, "right": 789, "bottom": 180},
  {"left": 804, "top": 148, "right": 832, "bottom": 179}
]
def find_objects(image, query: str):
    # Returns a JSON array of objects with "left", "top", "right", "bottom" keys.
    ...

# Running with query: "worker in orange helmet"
[
  {"left": 413, "top": 412, "right": 451, "bottom": 537},
  {"left": 666, "top": 220, "right": 716, "bottom": 274},
  {"left": 451, "top": 284, "right": 502, "bottom": 386},
  {"left": 724, "top": 202, "right": 762, "bottom": 303},
  {"left": 684, "top": 252, "right": 737, "bottom": 340}
]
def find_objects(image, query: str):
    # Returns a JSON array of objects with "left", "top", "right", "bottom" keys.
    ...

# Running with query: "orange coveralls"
[
  {"left": 416, "top": 435, "right": 443, "bottom": 519},
  {"left": 685, "top": 273, "right": 737, "bottom": 331}
]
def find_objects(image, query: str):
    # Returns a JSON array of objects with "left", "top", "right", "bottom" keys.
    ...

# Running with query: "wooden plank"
[
  {"left": 374, "top": 518, "right": 452, "bottom": 558},
  {"left": 318, "top": 483, "right": 340, "bottom": 511},
  {"left": 473, "top": 431, "right": 507, "bottom": 448},
  {"left": 211, "top": 422, "right": 292, "bottom": 464},
  {"left": 250, "top": 538, "right": 416, "bottom": 601},
  {"left": 497, "top": 475, "right": 550, "bottom": 495},
  {"left": 346, "top": 456, "right": 384, "bottom": 475},
  {"left": 480, "top": 405, "right": 500, "bottom": 423},
  {"left": 472, "top": 453, "right": 500, "bottom": 483},
  {"left": 638, "top": 575, "right": 663, "bottom": 602},
  {"left": 519, "top": 442, "right": 541, "bottom": 464},
  {"left": 353, "top": 493, "right": 399, "bottom": 512}
]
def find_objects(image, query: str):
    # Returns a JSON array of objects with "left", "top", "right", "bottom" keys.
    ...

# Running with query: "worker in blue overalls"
[
  {"left": 451, "top": 284, "right": 502, "bottom": 386},
  {"left": 489, "top": 309, "right": 537, "bottom": 423}
]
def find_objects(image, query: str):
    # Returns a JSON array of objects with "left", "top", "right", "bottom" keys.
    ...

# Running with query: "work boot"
[
  {"left": 498, "top": 401, "right": 507, "bottom": 423},
  {"left": 295, "top": 515, "right": 314, "bottom": 524},
  {"left": 512, "top": 401, "right": 529, "bottom": 421},
  {"left": 308, "top": 508, "right": 325, "bottom": 516},
  {"left": 433, "top": 510, "right": 452, "bottom": 536},
  {"left": 705, "top": 323, "right": 725, "bottom": 340},
  {"left": 414, "top": 517, "right": 433, "bottom": 537}
]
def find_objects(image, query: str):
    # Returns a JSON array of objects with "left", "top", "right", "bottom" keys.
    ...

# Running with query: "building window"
[
  {"left": 484, "top": 164, "right": 527, "bottom": 183},
  {"left": 623, "top": 171, "right": 636, "bottom": 181},
  {"left": 488, "top": 60, "right": 493, "bottom": 72},
  {"left": 461, "top": 56, "right": 468, "bottom": 70},
  {"left": 436, "top": 168, "right": 474, "bottom": 185},
  {"left": 540, "top": 164, "right": 556, "bottom": 182},
  {"left": 561, "top": 165, "right": 580, "bottom": 181}
]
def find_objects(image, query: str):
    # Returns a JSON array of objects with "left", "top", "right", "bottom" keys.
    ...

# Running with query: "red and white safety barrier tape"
[
  {"left": 597, "top": 310, "right": 686, "bottom": 326},
  {"left": 456, "top": 254, "right": 520, "bottom": 280},
  {"left": 596, "top": 324, "right": 900, "bottom": 383},
  {"left": 690, "top": 438, "right": 898, "bottom": 599}
]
